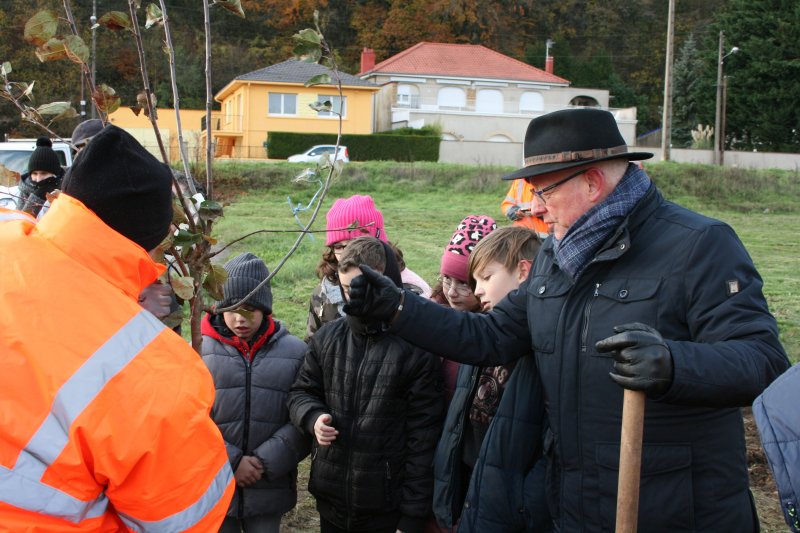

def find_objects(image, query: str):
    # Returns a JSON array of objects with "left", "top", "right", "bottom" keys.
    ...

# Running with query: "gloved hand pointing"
[
  {"left": 595, "top": 322, "right": 673, "bottom": 396},
  {"left": 343, "top": 264, "right": 403, "bottom": 323}
]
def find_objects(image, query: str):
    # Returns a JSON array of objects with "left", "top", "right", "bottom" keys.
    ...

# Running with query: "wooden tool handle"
[{"left": 616, "top": 389, "right": 646, "bottom": 533}]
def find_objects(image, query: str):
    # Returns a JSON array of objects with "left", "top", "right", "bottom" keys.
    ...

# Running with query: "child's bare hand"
[
  {"left": 314, "top": 413, "right": 338, "bottom": 446},
  {"left": 234, "top": 455, "right": 263, "bottom": 487}
]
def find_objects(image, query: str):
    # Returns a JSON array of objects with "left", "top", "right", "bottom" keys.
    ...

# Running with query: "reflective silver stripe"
[
  {"left": 119, "top": 461, "right": 233, "bottom": 532},
  {"left": 2, "top": 310, "right": 164, "bottom": 523},
  {"left": 0, "top": 466, "right": 108, "bottom": 522},
  {"left": 0, "top": 211, "right": 32, "bottom": 222},
  {"left": 14, "top": 310, "right": 165, "bottom": 479}
]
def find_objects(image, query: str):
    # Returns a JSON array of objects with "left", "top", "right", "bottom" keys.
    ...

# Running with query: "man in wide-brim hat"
[
  {"left": 342, "top": 107, "right": 789, "bottom": 532},
  {"left": 501, "top": 108, "right": 653, "bottom": 240}
]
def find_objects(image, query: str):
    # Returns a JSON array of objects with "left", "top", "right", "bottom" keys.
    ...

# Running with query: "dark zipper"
[
  {"left": 238, "top": 346, "right": 253, "bottom": 517},
  {"left": 345, "top": 336, "right": 369, "bottom": 531},
  {"left": 580, "top": 283, "right": 601, "bottom": 352}
]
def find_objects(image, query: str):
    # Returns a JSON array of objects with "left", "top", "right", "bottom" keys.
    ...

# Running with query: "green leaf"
[
  {"left": 64, "top": 35, "right": 89, "bottom": 64},
  {"left": 93, "top": 83, "right": 121, "bottom": 115},
  {"left": 160, "top": 307, "right": 184, "bottom": 329},
  {"left": 171, "top": 276, "right": 196, "bottom": 300},
  {"left": 198, "top": 200, "right": 224, "bottom": 222},
  {"left": 145, "top": 4, "right": 163, "bottom": 29},
  {"left": 24, "top": 11, "right": 58, "bottom": 47},
  {"left": 172, "top": 197, "right": 188, "bottom": 226},
  {"left": 304, "top": 73, "right": 331, "bottom": 87},
  {"left": 36, "top": 101, "right": 71, "bottom": 116},
  {"left": 294, "top": 28, "right": 321, "bottom": 45},
  {"left": 309, "top": 100, "right": 332, "bottom": 112},
  {"left": 35, "top": 38, "right": 69, "bottom": 63},
  {"left": 97, "top": 11, "right": 133, "bottom": 32},
  {"left": 173, "top": 229, "right": 203, "bottom": 247},
  {"left": 292, "top": 29, "right": 322, "bottom": 63},
  {"left": 203, "top": 264, "right": 228, "bottom": 301},
  {"left": 50, "top": 106, "right": 79, "bottom": 123},
  {"left": 213, "top": 0, "right": 245, "bottom": 18},
  {"left": 1, "top": 62, "right": 11, "bottom": 76},
  {"left": 21, "top": 81, "right": 35, "bottom": 99}
]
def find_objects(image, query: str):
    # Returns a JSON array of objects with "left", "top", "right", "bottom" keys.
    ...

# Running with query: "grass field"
[{"left": 200, "top": 159, "right": 799, "bottom": 532}]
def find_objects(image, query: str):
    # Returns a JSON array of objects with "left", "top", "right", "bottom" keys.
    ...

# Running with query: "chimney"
[
  {"left": 360, "top": 47, "right": 376, "bottom": 75},
  {"left": 545, "top": 55, "right": 554, "bottom": 74}
]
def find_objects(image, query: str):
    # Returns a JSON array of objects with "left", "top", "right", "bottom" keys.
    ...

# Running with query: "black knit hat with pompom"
[{"left": 27, "top": 137, "right": 62, "bottom": 175}]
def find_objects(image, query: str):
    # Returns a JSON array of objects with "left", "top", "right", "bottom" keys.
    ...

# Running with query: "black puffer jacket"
[
  {"left": 17, "top": 170, "right": 63, "bottom": 217},
  {"left": 201, "top": 313, "right": 310, "bottom": 519},
  {"left": 389, "top": 182, "right": 789, "bottom": 532},
  {"left": 288, "top": 316, "right": 444, "bottom": 533}
]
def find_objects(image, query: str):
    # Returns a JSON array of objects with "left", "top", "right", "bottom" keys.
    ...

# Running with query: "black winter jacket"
[
  {"left": 17, "top": 171, "right": 63, "bottom": 217},
  {"left": 433, "top": 358, "right": 551, "bottom": 533},
  {"left": 389, "top": 182, "right": 789, "bottom": 532},
  {"left": 288, "top": 316, "right": 444, "bottom": 533},
  {"left": 201, "top": 314, "right": 310, "bottom": 519}
]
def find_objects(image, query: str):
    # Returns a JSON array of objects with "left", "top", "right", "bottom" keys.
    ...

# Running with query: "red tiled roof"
[{"left": 366, "top": 42, "right": 569, "bottom": 85}]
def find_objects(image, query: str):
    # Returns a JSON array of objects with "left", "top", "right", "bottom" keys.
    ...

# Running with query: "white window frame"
[
  {"left": 268, "top": 93, "right": 297, "bottom": 116},
  {"left": 316, "top": 95, "right": 347, "bottom": 118},
  {"left": 520, "top": 91, "right": 544, "bottom": 113},
  {"left": 437, "top": 87, "right": 466, "bottom": 109},
  {"left": 475, "top": 89, "right": 504, "bottom": 114}
]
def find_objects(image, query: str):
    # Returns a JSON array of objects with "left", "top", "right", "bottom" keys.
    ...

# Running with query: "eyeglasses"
[
  {"left": 439, "top": 275, "right": 473, "bottom": 296},
  {"left": 332, "top": 242, "right": 348, "bottom": 255},
  {"left": 527, "top": 167, "right": 590, "bottom": 205}
]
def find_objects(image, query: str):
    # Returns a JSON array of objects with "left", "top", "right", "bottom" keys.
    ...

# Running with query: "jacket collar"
[
  {"left": 35, "top": 194, "right": 165, "bottom": 300},
  {"left": 541, "top": 184, "right": 664, "bottom": 269},
  {"left": 201, "top": 312, "right": 278, "bottom": 358}
]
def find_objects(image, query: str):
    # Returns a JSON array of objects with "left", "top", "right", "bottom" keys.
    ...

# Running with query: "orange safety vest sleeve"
[
  {"left": 0, "top": 198, "right": 234, "bottom": 531},
  {"left": 500, "top": 179, "right": 549, "bottom": 234}
]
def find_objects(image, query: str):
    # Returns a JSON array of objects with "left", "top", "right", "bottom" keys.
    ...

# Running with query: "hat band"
[{"left": 524, "top": 144, "right": 628, "bottom": 167}]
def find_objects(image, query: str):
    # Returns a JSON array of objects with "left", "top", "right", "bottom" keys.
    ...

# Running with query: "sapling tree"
[{"left": 3, "top": 3, "right": 354, "bottom": 352}]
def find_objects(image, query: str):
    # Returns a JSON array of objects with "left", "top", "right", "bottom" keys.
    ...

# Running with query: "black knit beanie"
[
  {"left": 217, "top": 253, "right": 273, "bottom": 314},
  {"left": 62, "top": 125, "right": 173, "bottom": 251},
  {"left": 27, "top": 137, "right": 62, "bottom": 175}
]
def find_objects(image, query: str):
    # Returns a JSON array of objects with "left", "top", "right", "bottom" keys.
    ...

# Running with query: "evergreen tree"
[
  {"left": 709, "top": 0, "right": 800, "bottom": 151},
  {"left": 672, "top": 34, "right": 710, "bottom": 147}
]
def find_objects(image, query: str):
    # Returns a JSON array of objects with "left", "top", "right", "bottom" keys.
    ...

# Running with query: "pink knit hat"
[
  {"left": 440, "top": 215, "right": 497, "bottom": 282},
  {"left": 325, "top": 195, "right": 388, "bottom": 245}
]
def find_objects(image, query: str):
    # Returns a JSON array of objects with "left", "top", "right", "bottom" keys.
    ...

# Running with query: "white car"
[
  {"left": 0, "top": 185, "right": 19, "bottom": 210},
  {"left": 287, "top": 145, "right": 349, "bottom": 163},
  {"left": 0, "top": 140, "right": 73, "bottom": 174}
]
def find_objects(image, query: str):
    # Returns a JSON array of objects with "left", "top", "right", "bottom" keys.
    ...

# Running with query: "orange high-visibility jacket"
[
  {"left": 0, "top": 196, "right": 234, "bottom": 531},
  {"left": 500, "top": 179, "right": 549, "bottom": 235}
]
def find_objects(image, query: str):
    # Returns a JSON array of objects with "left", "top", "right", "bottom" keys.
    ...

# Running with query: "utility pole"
[
  {"left": 660, "top": 0, "right": 675, "bottom": 161},
  {"left": 714, "top": 33, "right": 739, "bottom": 166},
  {"left": 721, "top": 75, "right": 728, "bottom": 166},
  {"left": 714, "top": 31, "right": 724, "bottom": 166},
  {"left": 90, "top": 0, "right": 97, "bottom": 119}
]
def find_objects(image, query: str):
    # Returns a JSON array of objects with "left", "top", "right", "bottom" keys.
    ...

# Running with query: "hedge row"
[{"left": 266, "top": 131, "right": 440, "bottom": 162}]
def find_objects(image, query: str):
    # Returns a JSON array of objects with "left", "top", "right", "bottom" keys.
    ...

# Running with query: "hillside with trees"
[{"left": 1, "top": 0, "right": 798, "bottom": 152}]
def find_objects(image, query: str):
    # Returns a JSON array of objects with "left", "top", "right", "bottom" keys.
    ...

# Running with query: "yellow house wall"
[
  {"left": 108, "top": 108, "right": 206, "bottom": 162},
  {"left": 216, "top": 82, "right": 376, "bottom": 159}
]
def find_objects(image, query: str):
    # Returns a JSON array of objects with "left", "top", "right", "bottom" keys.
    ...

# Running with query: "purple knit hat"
[
  {"left": 440, "top": 215, "right": 497, "bottom": 282},
  {"left": 325, "top": 195, "right": 388, "bottom": 245}
]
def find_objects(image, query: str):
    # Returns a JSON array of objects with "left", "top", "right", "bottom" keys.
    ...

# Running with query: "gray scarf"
[{"left": 554, "top": 164, "right": 650, "bottom": 279}]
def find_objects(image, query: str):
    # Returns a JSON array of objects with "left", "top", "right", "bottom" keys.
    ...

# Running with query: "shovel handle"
[{"left": 616, "top": 389, "right": 646, "bottom": 533}]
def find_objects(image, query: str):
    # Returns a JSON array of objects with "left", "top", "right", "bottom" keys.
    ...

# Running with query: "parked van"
[
  {"left": 0, "top": 139, "right": 73, "bottom": 176},
  {"left": 0, "top": 139, "right": 72, "bottom": 209}
]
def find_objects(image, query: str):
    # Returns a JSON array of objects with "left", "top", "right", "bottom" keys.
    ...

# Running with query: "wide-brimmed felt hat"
[{"left": 502, "top": 108, "right": 653, "bottom": 181}]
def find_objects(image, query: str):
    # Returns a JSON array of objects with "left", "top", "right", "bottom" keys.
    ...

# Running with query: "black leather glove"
[
  {"left": 506, "top": 205, "right": 522, "bottom": 221},
  {"left": 343, "top": 264, "right": 403, "bottom": 322},
  {"left": 595, "top": 322, "right": 673, "bottom": 396}
]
